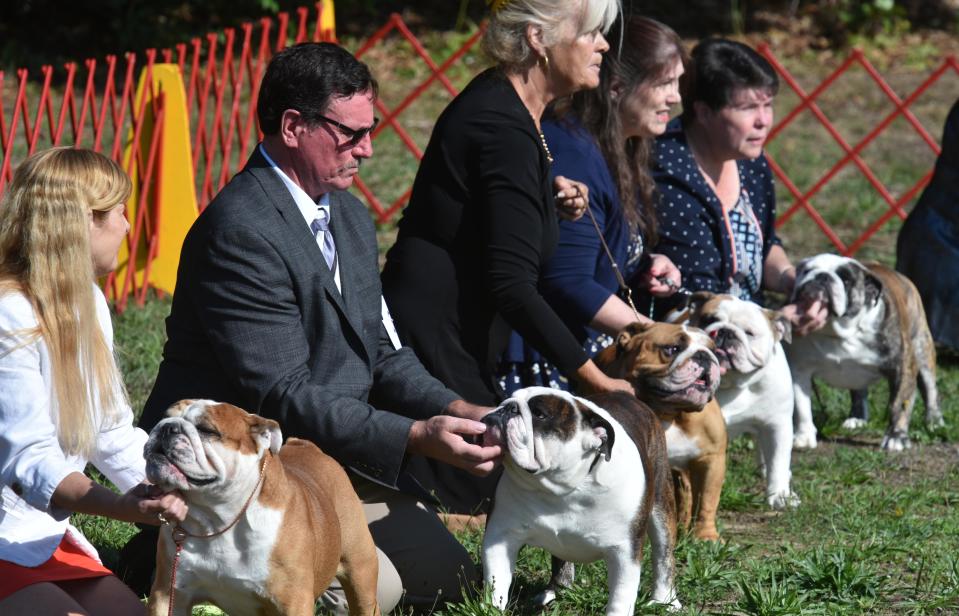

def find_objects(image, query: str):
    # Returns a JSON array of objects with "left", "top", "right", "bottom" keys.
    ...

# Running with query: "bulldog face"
[
  {"left": 144, "top": 400, "right": 282, "bottom": 494},
  {"left": 595, "top": 322, "right": 721, "bottom": 412},
  {"left": 481, "top": 387, "right": 614, "bottom": 479},
  {"left": 791, "top": 254, "right": 882, "bottom": 319},
  {"left": 687, "top": 292, "right": 791, "bottom": 376}
]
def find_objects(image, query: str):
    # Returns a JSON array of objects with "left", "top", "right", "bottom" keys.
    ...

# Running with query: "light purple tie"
[{"left": 310, "top": 208, "right": 337, "bottom": 276}]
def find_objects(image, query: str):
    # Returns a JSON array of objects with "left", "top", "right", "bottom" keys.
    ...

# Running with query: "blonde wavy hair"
[
  {"left": 0, "top": 147, "right": 132, "bottom": 458},
  {"left": 482, "top": 0, "right": 620, "bottom": 72}
]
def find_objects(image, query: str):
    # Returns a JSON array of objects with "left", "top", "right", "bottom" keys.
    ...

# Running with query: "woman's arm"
[
  {"left": 763, "top": 244, "right": 796, "bottom": 295},
  {"left": 52, "top": 473, "right": 186, "bottom": 526},
  {"left": 480, "top": 127, "right": 631, "bottom": 394}
]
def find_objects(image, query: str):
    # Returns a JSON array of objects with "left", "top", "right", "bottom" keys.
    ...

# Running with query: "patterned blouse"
[{"left": 647, "top": 117, "right": 781, "bottom": 318}]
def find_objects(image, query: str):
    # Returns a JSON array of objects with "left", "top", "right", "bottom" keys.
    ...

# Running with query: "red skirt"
[{"left": 0, "top": 535, "right": 112, "bottom": 601}]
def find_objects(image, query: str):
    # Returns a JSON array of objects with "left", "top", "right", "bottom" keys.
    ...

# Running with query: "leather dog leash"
[
  {"left": 162, "top": 455, "right": 270, "bottom": 616},
  {"left": 580, "top": 194, "right": 643, "bottom": 323}
]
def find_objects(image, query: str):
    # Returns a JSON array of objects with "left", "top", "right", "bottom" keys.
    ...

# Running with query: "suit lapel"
[
  {"left": 244, "top": 151, "right": 367, "bottom": 350},
  {"left": 329, "top": 191, "right": 373, "bottom": 349}
]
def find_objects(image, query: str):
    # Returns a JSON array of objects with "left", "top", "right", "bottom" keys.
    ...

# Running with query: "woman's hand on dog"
[{"left": 126, "top": 482, "right": 188, "bottom": 526}]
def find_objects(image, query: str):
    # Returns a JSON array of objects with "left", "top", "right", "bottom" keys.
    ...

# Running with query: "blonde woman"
[{"left": 0, "top": 147, "right": 186, "bottom": 615}]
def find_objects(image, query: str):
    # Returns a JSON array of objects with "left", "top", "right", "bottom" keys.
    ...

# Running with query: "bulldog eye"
[
  {"left": 530, "top": 406, "right": 548, "bottom": 420},
  {"left": 661, "top": 345, "right": 680, "bottom": 357},
  {"left": 195, "top": 424, "right": 220, "bottom": 438}
]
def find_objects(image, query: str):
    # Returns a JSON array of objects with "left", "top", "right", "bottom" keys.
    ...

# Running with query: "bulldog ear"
[
  {"left": 862, "top": 270, "right": 883, "bottom": 308},
  {"left": 764, "top": 309, "right": 792, "bottom": 344},
  {"left": 616, "top": 321, "right": 652, "bottom": 353},
  {"left": 250, "top": 416, "right": 283, "bottom": 455},
  {"left": 688, "top": 291, "right": 714, "bottom": 315},
  {"left": 580, "top": 405, "right": 615, "bottom": 462}
]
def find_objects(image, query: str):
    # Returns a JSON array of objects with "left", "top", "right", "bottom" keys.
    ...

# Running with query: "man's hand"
[
  {"left": 445, "top": 399, "right": 495, "bottom": 423},
  {"left": 638, "top": 253, "right": 682, "bottom": 297},
  {"left": 781, "top": 300, "right": 828, "bottom": 336},
  {"left": 407, "top": 416, "right": 502, "bottom": 476},
  {"left": 554, "top": 175, "right": 589, "bottom": 221}
]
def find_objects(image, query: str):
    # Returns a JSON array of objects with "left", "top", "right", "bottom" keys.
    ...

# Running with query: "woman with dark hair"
[
  {"left": 650, "top": 38, "right": 825, "bottom": 331},
  {"left": 498, "top": 16, "right": 687, "bottom": 393}
]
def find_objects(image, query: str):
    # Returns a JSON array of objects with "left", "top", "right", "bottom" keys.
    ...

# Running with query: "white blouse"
[{"left": 0, "top": 285, "right": 147, "bottom": 567}]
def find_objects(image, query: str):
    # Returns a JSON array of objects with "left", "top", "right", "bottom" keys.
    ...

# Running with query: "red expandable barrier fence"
[
  {"left": 1, "top": 3, "right": 957, "bottom": 310},
  {"left": 757, "top": 44, "right": 959, "bottom": 256}
]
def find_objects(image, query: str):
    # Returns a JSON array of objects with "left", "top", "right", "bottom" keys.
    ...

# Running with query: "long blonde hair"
[{"left": 0, "top": 147, "right": 132, "bottom": 458}]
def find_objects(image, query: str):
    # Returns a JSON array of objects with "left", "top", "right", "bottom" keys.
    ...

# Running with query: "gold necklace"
[{"left": 537, "top": 129, "right": 554, "bottom": 164}]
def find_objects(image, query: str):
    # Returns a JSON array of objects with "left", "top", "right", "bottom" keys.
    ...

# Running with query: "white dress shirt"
[{"left": 0, "top": 285, "right": 147, "bottom": 567}]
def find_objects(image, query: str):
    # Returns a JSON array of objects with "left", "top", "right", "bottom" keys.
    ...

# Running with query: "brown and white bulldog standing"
[
  {"left": 144, "top": 400, "right": 380, "bottom": 616},
  {"left": 595, "top": 322, "right": 726, "bottom": 541},
  {"left": 787, "top": 255, "right": 942, "bottom": 451}
]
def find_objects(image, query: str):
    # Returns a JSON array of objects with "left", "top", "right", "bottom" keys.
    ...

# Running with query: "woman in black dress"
[{"left": 382, "top": 0, "right": 630, "bottom": 410}]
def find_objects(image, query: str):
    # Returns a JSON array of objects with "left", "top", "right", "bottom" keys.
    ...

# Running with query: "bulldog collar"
[{"left": 164, "top": 454, "right": 270, "bottom": 616}]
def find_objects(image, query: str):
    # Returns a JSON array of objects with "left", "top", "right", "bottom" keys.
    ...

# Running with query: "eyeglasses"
[{"left": 314, "top": 114, "right": 380, "bottom": 146}]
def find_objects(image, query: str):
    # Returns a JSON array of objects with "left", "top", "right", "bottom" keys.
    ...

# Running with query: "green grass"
[{"left": 96, "top": 292, "right": 959, "bottom": 615}]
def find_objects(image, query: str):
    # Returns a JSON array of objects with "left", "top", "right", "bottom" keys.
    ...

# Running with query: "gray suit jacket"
[{"left": 141, "top": 148, "right": 459, "bottom": 487}]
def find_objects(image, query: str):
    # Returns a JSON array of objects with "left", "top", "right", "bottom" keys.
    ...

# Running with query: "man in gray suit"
[{"left": 135, "top": 42, "right": 501, "bottom": 611}]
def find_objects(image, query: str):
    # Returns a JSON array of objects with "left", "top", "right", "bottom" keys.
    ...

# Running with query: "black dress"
[
  {"left": 382, "top": 68, "right": 588, "bottom": 406},
  {"left": 381, "top": 68, "right": 590, "bottom": 514}
]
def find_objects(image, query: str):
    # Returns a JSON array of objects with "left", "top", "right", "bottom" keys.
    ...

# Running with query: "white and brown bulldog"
[
  {"left": 787, "top": 254, "right": 942, "bottom": 451},
  {"left": 687, "top": 292, "right": 799, "bottom": 510},
  {"left": 144, "top": 400, "right": 380, "bottom": 616},
  {"left": 481, "top": 388, "right": 680, "bottom": 615},
  {"left": 595, "top": 322, "right": 726, "bottom": 541}
]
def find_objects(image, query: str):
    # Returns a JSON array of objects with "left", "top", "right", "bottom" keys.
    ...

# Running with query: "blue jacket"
[{"left": 539, "top": 116, "right": 641, "bottom": 342}]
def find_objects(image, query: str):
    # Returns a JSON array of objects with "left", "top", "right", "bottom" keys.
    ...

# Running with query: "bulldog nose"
[
  {"left": 712, "top": 329, "right": 730, "bottom": 347},
  {"left": 693, "top": 350, "right": 715, "bottom": 366},
  {"left": 481, "top": 401, "right": 519, "bottom": 427},
  {"left": 155, "top": 420, "right": 183, "bottom": 440}
]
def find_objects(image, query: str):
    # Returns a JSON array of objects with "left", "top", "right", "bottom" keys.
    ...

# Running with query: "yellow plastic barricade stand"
[
  {"left": 119, "top": 64, "right": 197, "bottom": 297},
  {"left": 320, "top": 0, "right": 336, "bottom": 39}
]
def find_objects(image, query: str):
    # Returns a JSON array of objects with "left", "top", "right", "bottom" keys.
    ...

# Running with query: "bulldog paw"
[
  {"left": 880, "top": 432, "right": 911, "bottom": 452},
  {"left": 841, "top": 417, "right": 867, "bottom": 430},
  {"left": 692, "top": 527, "right": 721, "bottom": 542},
  {"left": 647, "top": 596, "right": 683, "bottom": 612},
  {"left": 531, "top": 588, "right": 557, "bottom": 607},
  {"left": 768, "top": 490, "right": 801, "bottom": 510},
  {"left": 926, "top": 414, "right": 945, "bottom": 430},
  {"left": 792, "top": 431, "right": 818, "bottom": 450}
]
